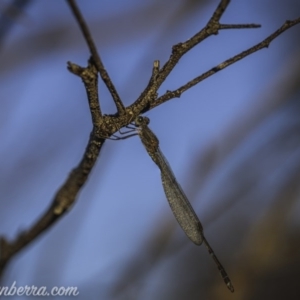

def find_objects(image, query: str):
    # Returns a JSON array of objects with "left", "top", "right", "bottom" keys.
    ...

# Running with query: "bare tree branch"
[
  {"left": 128, "top": 0, "right": 261, "bottom": 115},
  {"left": 153, "top": 18, "right": 300, "bottom": 108},
  {"left": 66, "top": 0, "right": 125, "bottom": 115},
  {"left": 0, "top": 60, "right": 105, "bottom": 277},
  {"left": 67, "top": 58, "right": 102, "bottom": 122},
  {"left": 211, "top": 0, "right": 230, "bottom": 23}
]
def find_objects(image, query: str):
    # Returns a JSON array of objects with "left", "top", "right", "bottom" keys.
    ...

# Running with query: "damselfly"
[{"left": 116, "top": 116, "right": 234, "bottom": 292}]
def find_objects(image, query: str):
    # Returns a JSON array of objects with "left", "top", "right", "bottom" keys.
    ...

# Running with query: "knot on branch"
[
  {"left": 285, "top": 20, "right": 293, "bottom": 26},
  {"left": 206, "top": 21, "right": 219, "bottom": 35},
  {"left": 172, "top": 43, "right": 185, "bottom": 53},
  {"left": 166, "top": 90, "right": 181, "bottom": 98},
  {"left": 67, "top": 60, "right": 98, "bottom": 84}
]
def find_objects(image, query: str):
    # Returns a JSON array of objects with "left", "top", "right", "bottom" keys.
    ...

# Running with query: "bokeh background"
[{"left": 0, "top": 0, "right": 300, "bottom": 299}]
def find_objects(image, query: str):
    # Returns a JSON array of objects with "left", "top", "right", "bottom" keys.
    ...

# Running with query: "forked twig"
[
  {"left": 66, "top": 0, "right": 125, "bottom": 114},
  {"left": 153, "top": 18, "right": 300, "bottom": 108},
  {"left": 130, "top": 0, "right": 262, "bottom": 112}
]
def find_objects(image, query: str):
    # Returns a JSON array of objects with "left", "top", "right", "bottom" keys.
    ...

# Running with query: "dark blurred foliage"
[{"left": 0, "top": 0, "right": 32, "bottom": 47}]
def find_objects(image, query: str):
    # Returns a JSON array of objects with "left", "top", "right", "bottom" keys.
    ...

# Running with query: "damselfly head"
[{"left": 135, "top": 116, "right": 150, "bottom": 126}]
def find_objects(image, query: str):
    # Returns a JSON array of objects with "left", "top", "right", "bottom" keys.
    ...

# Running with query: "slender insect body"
[
  {"left": 129, "top": 116, "right": 234, "bottom": 292},
  {"left": 135, "top": 116, "right": 204, "bottom": 244},
  {"left": 136, "top": 117, "right": 159, "bottom": 161}
]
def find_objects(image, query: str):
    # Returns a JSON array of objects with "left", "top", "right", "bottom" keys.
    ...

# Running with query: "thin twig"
[
  {"left": 67, "top": 58, "right": 102, "bottom": 123},
  {"left": 130, "top": 0, "right": 261, "bottom": 114},
  {"left": 155, "top": 0, "right": 231, "bottom": 86},
  {"left": 66, "top": 0, "right": 125, "bottom": 114},
  {"left": 219, "top": 23, "right": 261, "bottom": 30},
  {"left": 210, "top": 0, "right": 230, "bottom": 23},
  {"left": 153, "top": 18, "right": 300, "bottom": 108}
]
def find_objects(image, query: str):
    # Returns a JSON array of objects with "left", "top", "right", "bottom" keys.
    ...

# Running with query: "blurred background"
[{"left": 0, "top": 0, "right": 300, "bottom": 299}]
